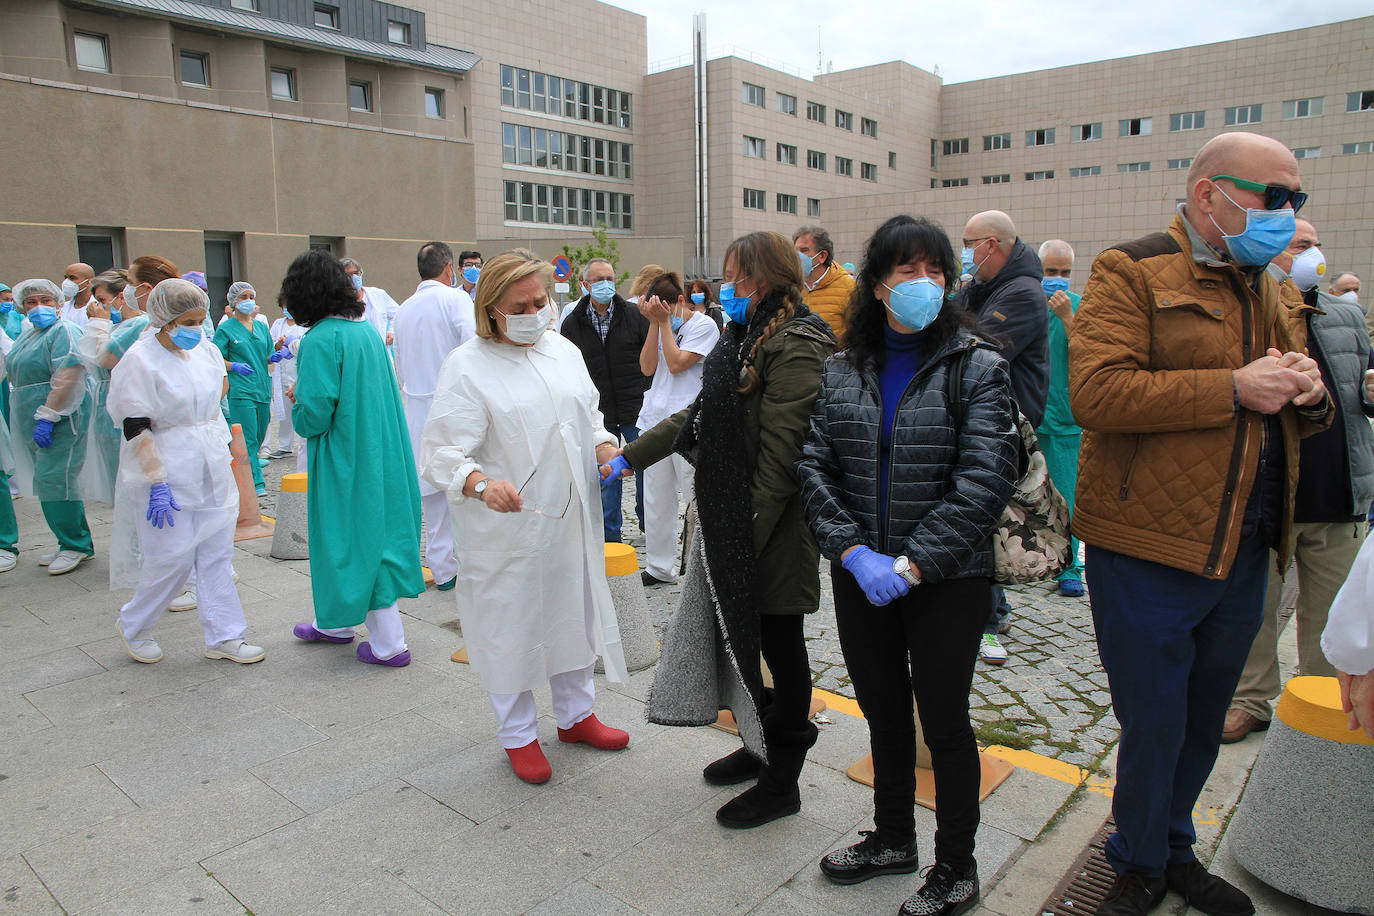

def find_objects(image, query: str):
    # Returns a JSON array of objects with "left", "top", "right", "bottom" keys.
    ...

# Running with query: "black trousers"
[
  {"left": 832, "top": 566, "right": 989, "bottom": 868},
  {"left": 755, "top": 613, "right": 818, "bottom": 790}
]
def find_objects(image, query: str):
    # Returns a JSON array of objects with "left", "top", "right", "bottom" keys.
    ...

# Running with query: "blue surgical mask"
[
  {"left": 110, "top": 309, "right": 123, "bottom": 324},
  {"left": 1042, "top": 276, "right": 1070, "bottom": 297},
  {"left": 798, "top": 250, "right": 814, "bottom": 277},
  {"left": 350, "top": 274, "right": 364, "bottom": 290},
  {"left": 690, "top": 292, "right": 705, "bottom": 306},
  {"left": 670, "top": 315, "right": 684, "bottom": 332},
  {"left": 170, "top": 326, "right": 203, "bottom": 350},
  {"left": 236, "top": 299, "right": 256, "bottom": 315},
  {"left": 718, "top": 282, "right": 752, "bottom": 325},
  {"left": 28, "top": 305, "right": 57, "bottom": 329},
  {"left": 960, "top": 247, "right": 976, "bottom": 276},
  {"left": 1209, "top": 184, "right": 1297, "bottom": 267},
  {"left": 883, "top": 278, "right": 945, "bottom": 332},
  {"left": 0, "top": 301, "right": 12, "bottom": 314},
  {"left": 590, "top": 279, "right": 616, "bottom": 305},
  {"left": 283, "top": 307, "right": 292, "bottom": 320},
  {"left": 463, "top": 266, "right": 481, "bottom": 284}
]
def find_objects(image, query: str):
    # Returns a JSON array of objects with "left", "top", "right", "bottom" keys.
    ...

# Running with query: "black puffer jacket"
[
  {"left": 559, "top": 293, "right": 651, "bottom": 427},
  {"left": 796, "top": 330, "right": 1019, "bottom": 583}
]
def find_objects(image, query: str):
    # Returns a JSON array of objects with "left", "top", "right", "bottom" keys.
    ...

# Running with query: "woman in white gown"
[{"left": 419, "top": 249, "right": 629, "bottom": 784}]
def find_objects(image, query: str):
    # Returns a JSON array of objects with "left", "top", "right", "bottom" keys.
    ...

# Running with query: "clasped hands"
[{"left": 1233, "top": 348, "right": 1325, "bottom": 414}]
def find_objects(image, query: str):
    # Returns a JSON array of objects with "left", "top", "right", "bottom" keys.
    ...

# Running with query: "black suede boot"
[
  {"left": 715, "top": 719, "right": 816, "bottom": 829},
  {"left": 702, "top": 746, "right": 763, "bottom": 786}
]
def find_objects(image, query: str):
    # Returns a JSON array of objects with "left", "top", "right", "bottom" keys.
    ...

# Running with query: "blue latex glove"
[
  {"left": 283, "top": 349, "right": 294, "bottom": 360},
  {"left": 147, "top": 482, "right": 181, "bottom": 529},
  {"left": 33, "top": 418, "right": 54, "bottom": 449},
  {"left": 841, "top": 545, "right": 910, "bottom": 607},
  {"left": 229, "top": 362, "right": 255, "bottom": 377},
  {"left": 599, "top": 455, "right": 631, "bottom": 488},
  {"left": 269, "top": 350, "right": 284, "bottom": 364}
]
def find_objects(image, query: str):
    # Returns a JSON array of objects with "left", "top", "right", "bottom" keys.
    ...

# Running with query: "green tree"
[{"left": 559, "top": 225, "right": 631, "bottom": 289}]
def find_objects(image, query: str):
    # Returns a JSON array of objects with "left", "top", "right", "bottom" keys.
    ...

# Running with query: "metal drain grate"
[{"left": 1039, "top": 816, "right": 1118, "bottom": 915}]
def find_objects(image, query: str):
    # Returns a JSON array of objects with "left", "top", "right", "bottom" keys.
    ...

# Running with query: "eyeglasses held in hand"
[{"left": 516, "top": 467, "right": 572, "bottom": 519}]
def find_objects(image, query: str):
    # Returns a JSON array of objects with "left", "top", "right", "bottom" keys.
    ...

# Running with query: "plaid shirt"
[{"left": 587, "top": 299, "right": 615, "bottom": 342}]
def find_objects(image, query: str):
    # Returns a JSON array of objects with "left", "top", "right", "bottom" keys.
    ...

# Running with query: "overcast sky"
[{"left": 610, "top": 1, "right": 1369, "bottom": 84}]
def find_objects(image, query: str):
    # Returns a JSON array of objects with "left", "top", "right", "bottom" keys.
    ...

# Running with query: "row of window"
[
  {"left": 741, "top": 188, "right": 823, "bottom": 218},
  {"left": 501, "top": 123, "right": 633, "bottom": 179},
  {"left": 500, "top": 65, "right": 632, "bottom": 130},
  {"left": 937, "top": 93, "right": 1374, "bottom": 156},
  {"left": 741, "top": 137, "right": 880, "bottom": 180},
  {"left": 227, "top": 0, "right": 415, "bottom": 42},
  {"left": 740, "top": 82, "right": 879, "bottom": 137},
  {"left": 502, "top": 181, "right": 633, "bottom": 230}
]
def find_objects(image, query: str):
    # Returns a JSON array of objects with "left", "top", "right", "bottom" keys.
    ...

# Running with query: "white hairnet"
[
  {"left": 146, "top": 278, "right": 209, "bottom": 329},
  {"left": 226, "top": 281, "right": 256, "bottom": 307},
  {"left": 13, "top": 279, "right": 63, "bottom": 310}
]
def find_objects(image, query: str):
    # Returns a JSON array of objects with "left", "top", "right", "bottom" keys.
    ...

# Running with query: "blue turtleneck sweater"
[{"left": 878, "top": 322, "right": 925, "bottom": 521}]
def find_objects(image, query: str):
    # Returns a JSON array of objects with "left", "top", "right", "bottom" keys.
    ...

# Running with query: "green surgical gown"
[{"left": 8, "top": 320, "right": 92, "bottom": 501}]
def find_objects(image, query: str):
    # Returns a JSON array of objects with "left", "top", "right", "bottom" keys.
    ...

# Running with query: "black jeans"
[
  {"left": 754, "top": 613, "right": 818, "bottom": 789},
  {"left": 833, "top": 566, "right": 989, "bottom": 868}
]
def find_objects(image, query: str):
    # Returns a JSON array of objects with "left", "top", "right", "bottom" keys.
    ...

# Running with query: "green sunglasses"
[{"left": 1211, "top": 174, "right": 1308, "bottom": 213}]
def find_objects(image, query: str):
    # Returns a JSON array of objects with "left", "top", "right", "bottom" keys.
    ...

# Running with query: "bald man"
[
  {"left": 1070, "top": 132, "right": 1330, "bottom": 916},
  {"left": 60, "top": 262, "right": 94, "bottom": 328},
  {"left": 1330, "top": 271, "right": 1361, "bottom": 302}
]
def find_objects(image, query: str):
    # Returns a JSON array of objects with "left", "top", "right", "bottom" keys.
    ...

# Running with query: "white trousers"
[
  {"left": 119, "top": 520, "right": 246, "bottom": 647},
  {"left": 274, "top": 415, "right": 296, "bottom": 452},
  {"left": 296, "top": 439, "right": 308, "bottom": 474},
  {"left": 487, "top": 663, "right": 595, "bottom": 749},
  {"left": 642, "top": 453, "right": 694, "bottom": 582},
  {"left": 313, "top": 603, "right": 407, "bottom": 659},
  {"left": 421, "top": 489, "right": 458, "bottom": 583}
]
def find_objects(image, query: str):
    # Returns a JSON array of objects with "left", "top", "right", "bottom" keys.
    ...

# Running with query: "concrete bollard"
[
  {"left": 1230, "top": 675, "right": 1374, "bottom": 914},
  {"left": 600, "top": 542, "right": 658, "bottom": 672},
  {"left": 270, "top": 472, "right": 309, "bottom": 560}
]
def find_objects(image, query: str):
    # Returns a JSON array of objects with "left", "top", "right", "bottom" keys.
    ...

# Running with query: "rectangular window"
[
  {"left": 1169, "top": 110, "right": 1205, "bottom": 132},
  {"left": 835, "top": 156, "right": 853, "bottom": 177},
  {"left": 1343, "top": 141, "right": 1374, "bottom": 154},
  {"left": 1167, "top": 157, "right": 1193, "bottom": 170},
  {"left": 983, "top": 132, "right": 1011, "bottom": 151},
  {"left": 1072, "top": 122, "right": 1101, "bottom": 142},
  {"left": 74, "top": 31, "right": 110, "bottom": 72},
  {"left": 742, "top": 135, "right": 766, "bottom": 159},
  {"left": 535, "top": 130, "right": 549, "bottom": 169},
  {"left": 806, "top": 101, "right": 825, "bottom": 123},
  {"left": 516, "top": 68, "right": 531, "bottom": 109},
  {"left": 743, "top": 188, "right": 765, "bottom": 210},
  {"left": 348, "top": 80, "right": 372, "bottom": 112},
  {"left": 1025, "top": 128, "right": 1055, "bottom": 146},
  {"left": 425, "top": 87, "right": 444, "bottom": 119},
  {"left": 533, "top": 73, "right": 548, "bottom": 113},
  {"left": 230, "top": 0, "right": 258, "bottom": 9},
  {"left": 940, "top": 178, "right": 969, "bottom": 188},
  {"left": 807, "top": 149, "right": 826, "bottom": 170},
  {"left": 1069, "top": 165, "right": 1101, "bottom": 177},
  {"left": 807, "top": 198, "right": 821, "bottom": 218},
  {"left": 776, "top": 193, "right": 798, "bottom": 214},
  {"left": 931, "top": 139, "right": 937, "bottom": 167},
  {"left": 1282, "top": 97, "right": 1324, "bottom": 119},
  {"left": 889, "top": 151, "right": 896, "bottom": 169},
  {"left": 742, "top": 82, "right": 764, "bottom": 106},
  {"left": 776, "top": 143, "right": 797, "bottom": 165},
  {"left": 1119, "top": 117, "right": 1152, "bottom": 137},
  {"left": 179, "top": 50, "right": 209, "bottom": 87},
  {"left": 942, "top": 138, "right": 969, "bottom": 155},
  {"left": 835, "top": 110, "right": 853, "bottom": 131},
  {"left": 776, "top": 93, "right": 797, "bottom": 116},
  {"left": 861, "top": 162, "right": 877, "bottom": 181},
  {"left": 75, "top": 227, "right": 125, "bottom": 275},
  {"left": 1291, "top": 146, "right": 1321, "bottom": 159},
  {"left": 861, "top": 117, "right": 877, "bottom": 138},
  {"left": 502, "top": 123, "right": 516, "bottom": 163},
  {"left": 1225, "top": 104, "right": 1262, "bottom": 125},
  {"left": 313, "top": 4, "right": 338, "bottom": 29},
  {"left": 504, "top": 181, "right": 518, "bottom": 220},
  {"left": 270, "top": 67, "right": 296, "bottom": 100},
  {"left": 203, "top": 234, "right": 241, "bottom": 310},
  {"left": 1349, "top": 90, "right": 1374, "bottom": 112},
  {"left": 1024, "top": 170, "right": 1054, "bottom": 181},
  {"left": 387, "top": 20, "right": 410, "bottom": 44},
  {"left": 982, "top": 174, "right": 1011, "bottom": 184},
  {"left": 500, "top": 65, "right": 515, "bottom": 106},
  {"left": 1118, "top": 161, "right": 1151, "bottom": 173}
]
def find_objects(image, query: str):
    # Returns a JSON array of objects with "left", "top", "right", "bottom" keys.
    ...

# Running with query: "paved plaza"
[{"left": 0, "top": 458, "right": 1323, "bottom": 914}]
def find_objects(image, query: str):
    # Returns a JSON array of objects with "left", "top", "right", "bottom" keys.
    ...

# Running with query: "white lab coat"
[
  {"left": 1323, "top": 533, "right": 1374, "bottom": 675},
  {"left": 393, "top": 280, "right": 475, "bottom": 493},
  {"left": 61, "top": 299, "right": 89, "bottom": 329},
  {"left": 361, "top": 286, "right": 401, "bottom": 342},
  {"left": 268, "top": 317, "right": 305, "bottom": 420},
  {"left": 106, "top": 332, "right": 237, "bottom": 591},
  {"left": 419, "top": 331, "right": 627, "bottom": 694}
]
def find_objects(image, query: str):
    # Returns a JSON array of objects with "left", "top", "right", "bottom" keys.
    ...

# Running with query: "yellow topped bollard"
[
  {"left": 602, "top": 542, "right": 658, "bottom": 672},
  {"left": 270, "top": 472, "right": 309, "bottom": 560}
]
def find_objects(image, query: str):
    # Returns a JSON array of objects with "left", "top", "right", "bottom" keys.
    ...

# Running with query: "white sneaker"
[
  {"left": 205, "top": 639, "right": 265, "bottom": 664},
  {"left": 47, "top": 551, "right": 92, "bottom": 576},
  {"left": 121, "top": 630, "right": 164, "bottom": 664},
  {"left": 0, "top": 551, "right": 17, "bottom": 573},
  {"left": 167, "top": 589, "right": 198, "bottom": 612},
  {"left": 979, "top": 633, "right": 1009, "bottom": 665},
  {"left": 37, "top": 549, "right": 59, "bottom": 566}
]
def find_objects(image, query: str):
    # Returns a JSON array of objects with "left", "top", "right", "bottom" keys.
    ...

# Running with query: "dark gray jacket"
[{"left": 796, "top": 330, "right": 1019, "bottom": 583}]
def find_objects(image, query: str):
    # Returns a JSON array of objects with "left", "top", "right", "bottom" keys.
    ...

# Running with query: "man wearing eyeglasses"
[{"left": 1068, "top": 132, "right": 1332, "bottom": 916}]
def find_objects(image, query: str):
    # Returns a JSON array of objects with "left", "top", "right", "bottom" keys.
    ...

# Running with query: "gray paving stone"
[
  {"left": 525, "top": 879, "right": 643, "bottom": 914},
  {"left": 0, "top": 764, "right": 137, "bottom": 858},
  {"left": 0, "top": 853, "right": 63, "bottom": 913},
  {"left": 83, "top": 863, "right": 247, "bottom": 916}
]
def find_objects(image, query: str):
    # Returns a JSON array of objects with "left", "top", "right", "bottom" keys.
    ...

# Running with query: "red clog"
[
  {"left": 557, "top": 713, "right": 629, "bottom": 750},
  {"left": 505, "top": 739, "right": 552, "bottom": 784}
]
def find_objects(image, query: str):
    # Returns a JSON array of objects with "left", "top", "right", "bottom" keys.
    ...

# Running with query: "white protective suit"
[
  {"left": 419, "top": 330, "right": 627, "bottom": 694},
  {"left": 268, "top": 316, "right": 305, "bottom": 451},
  {"left": 1323, "top": 533, "right": 1374, "bottom": 676},
  {"left": 106, "top": 332, "right": 247, "bottom": 645},
  {"left": 393, "top": 279, "right": 475, "bottom": 584}
]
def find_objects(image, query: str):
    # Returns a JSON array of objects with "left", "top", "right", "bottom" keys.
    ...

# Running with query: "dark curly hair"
[
  {"left": 841, "top": 214, "right": 980, "bottom": 370},
  {"left": 279, "top": 249, "right": 363, "bottom": 328}
]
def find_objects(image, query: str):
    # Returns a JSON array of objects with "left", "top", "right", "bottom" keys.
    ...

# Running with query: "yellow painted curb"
[{"left": 1276, "top": 675, "right": 1374, "bottom": 746}]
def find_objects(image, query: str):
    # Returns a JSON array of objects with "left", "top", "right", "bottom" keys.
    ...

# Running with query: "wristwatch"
[
  {"left": 892, "top": 555, "right": 921, "bottom": 586},
  {"left": 474, "top": 478, "right": 490, "bottom": 501}
]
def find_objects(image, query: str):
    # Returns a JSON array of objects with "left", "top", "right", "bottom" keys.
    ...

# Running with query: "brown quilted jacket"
[
  {"left": 803, "top": 261, "right": 855, "bottom": 340},
  {"left": 1068, "top": 213, "right": 1329, "bottom": 580}
]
